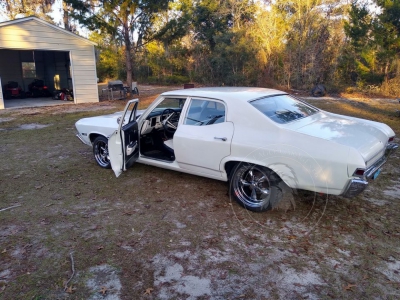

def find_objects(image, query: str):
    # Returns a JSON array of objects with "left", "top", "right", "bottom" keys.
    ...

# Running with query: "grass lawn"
[{"left": 0, "top": 89, "right": 399, "bottom": 299}]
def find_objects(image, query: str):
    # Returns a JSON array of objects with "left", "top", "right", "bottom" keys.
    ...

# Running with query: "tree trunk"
[
  {"left": 123, "top": 23, "right": 133, "bottom": 92},
  {"left": 63, "top": 1, "right": 70, "bottom": 31},
  {"left": 384, "top": 61, "right": 390, "bottom": 83}
]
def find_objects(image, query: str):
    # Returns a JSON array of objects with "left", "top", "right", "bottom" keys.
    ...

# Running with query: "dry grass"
[{"left": 0, "top": 91, "right": 399, "bottom": 299}]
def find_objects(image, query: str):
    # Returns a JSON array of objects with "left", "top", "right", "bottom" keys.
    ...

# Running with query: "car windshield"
[
  {"left": 250, "top": 94, "right": 318, "bottom": 124},
  {"left": 152, "top": 98, "right": 186, "bottom": 112}
]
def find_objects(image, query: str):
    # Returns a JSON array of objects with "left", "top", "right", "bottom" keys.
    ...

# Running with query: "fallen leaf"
[
  {"left": 287, "top": 235, "right": 297, "bottom": 240},
  {"left": 35, "top": 185, "right": 43, "bottom": 190},
  {"left": 122, "top": 211, "right": 134, "bottom": 216},
  {"left": 1, "top": 249, "right": 6, "bottom": 253},
  {"left": 97, "top": 246, "right": 104, "bottom": 250},
  {"left": 100, "top": 286, "right": 107, "bottom": 295},
  {"left": 343, "top": 283, "right": 356, "bottom": 291},
  {"left": 293, "top": 283, "right": 302, "bottom": 287},
  {"left": 65, "top": 286, "right": 75, "bottom": 293},
  {"left": 144, "top": 287, "right": 153, "bottom": 295}
]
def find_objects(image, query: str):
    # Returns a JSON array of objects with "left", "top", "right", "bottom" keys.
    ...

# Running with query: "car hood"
[
  {"left": 289, "top": 112, "right": 391, "bottom": 162},
  {"left": 77, "top": 109, "right": 146, "bottom": 126}
]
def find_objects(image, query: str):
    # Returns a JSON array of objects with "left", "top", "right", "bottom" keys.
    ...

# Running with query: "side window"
[{"left": 184, "top": 99, "right": 226, "bottom": 126}]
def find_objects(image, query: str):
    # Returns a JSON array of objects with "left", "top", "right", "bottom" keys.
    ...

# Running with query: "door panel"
[
  {"left": 108, "top": 99, "right": 139, "bottom": 177},
  {"left": 122, "top": 121, "right": 139, "bottom": 168},
  {"left": 173, "top": 122, "right": 234, "bottom": 177},
  {"left": 108, "top": 130, "right": 123, "bottom": 177}
]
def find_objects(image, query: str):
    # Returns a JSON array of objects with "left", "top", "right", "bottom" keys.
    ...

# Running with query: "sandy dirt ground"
[{"left": 0, "top": 87, "right": 399, "bottom": 299}]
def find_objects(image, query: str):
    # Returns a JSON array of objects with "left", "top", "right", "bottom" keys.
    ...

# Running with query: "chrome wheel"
[
  {"left": 93, "top": 136, "right": 111, "bottom": 169},
  {"left": 230, "top": 164, "right": 282, "bottom": 212}
]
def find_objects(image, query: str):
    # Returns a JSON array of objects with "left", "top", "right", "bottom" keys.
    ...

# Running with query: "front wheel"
[
  {"left": 93, "top": 136, "right": 111, "bottom": 169},
  {"left": 229, "top": 163, "right": 283, "bottom": 212}
]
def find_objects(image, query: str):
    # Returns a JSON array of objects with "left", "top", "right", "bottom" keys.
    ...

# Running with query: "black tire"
[
  {"left": 93, "top": 136, "right": 111, "bottom": 169},
  {"left": 311, "top": 84, "right": 326, "bottom": 97},
  {"left": 229, "top": 163, "right": 283, "bottom": 212}
]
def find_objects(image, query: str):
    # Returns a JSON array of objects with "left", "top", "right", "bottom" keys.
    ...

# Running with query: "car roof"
[{"left": 161, "top": 87, "right": 286, "bottom": 102}]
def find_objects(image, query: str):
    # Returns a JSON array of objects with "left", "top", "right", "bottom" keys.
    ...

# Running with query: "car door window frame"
[{"left": 184, "top": 97, "right": 227, "bottom": 126}]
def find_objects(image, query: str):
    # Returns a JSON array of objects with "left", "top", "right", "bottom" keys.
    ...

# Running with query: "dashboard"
[{"left": 140, "top": 108, "right": 182, "bottom": 135}]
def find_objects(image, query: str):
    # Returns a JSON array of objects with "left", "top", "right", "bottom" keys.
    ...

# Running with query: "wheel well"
[
  {"left": 89, "top": 133, "right": 105, "bottom": 143},
  {"left": 224, "top": 161, "right": 240, "bottom": 180},
  {"left": 224, "top": 161, "right": 283, "bottom": 183}
]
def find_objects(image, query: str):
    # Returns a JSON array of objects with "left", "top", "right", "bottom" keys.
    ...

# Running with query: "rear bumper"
[
  {"left": 342, "top": 142, "right": 398, "bottom": 198},
  {"left": 365, "top": 142, "right": 398, "bottom": 179}
]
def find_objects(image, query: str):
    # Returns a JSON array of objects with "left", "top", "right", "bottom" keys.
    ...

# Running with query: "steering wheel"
[{"left": 161, "top": 108, "right": 179, "bottom": 134}]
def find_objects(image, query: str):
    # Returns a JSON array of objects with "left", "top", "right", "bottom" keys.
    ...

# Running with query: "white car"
[{"left": 75, "top": 87, "right": 398, "bottom": 212}]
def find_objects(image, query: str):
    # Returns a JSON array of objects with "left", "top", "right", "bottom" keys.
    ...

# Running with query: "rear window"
[{"left": 250, "top": 94, "right": 318, "bottom": 124}]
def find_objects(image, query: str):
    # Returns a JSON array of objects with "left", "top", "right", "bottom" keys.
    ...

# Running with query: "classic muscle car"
[{"left": 75, "top": 87, "right": 398, "bottom": 212}]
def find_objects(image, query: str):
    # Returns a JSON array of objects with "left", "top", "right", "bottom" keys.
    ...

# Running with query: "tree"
[
  {"left": 344, "top": 0, "right": 400, "bottom": 86},
  {"left": 0, "top": 0, "right": 54, "bottom": 21},
  {"left": 65, "top": 0, "right": 171, "bottom": 89},
  {"left": 266, "top": 0, "right": 347, "bottom": 89}
]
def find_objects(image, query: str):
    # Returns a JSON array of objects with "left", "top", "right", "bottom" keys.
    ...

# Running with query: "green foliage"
[
  {"left": 65, "top": 0, "right": 171, "bottom": 86},
  {"left": 343, "top": 0, "right": 400, "bottom": 90},
  {"left": 0, "top": 0, "right": 54, "bottom": 21},
  {"left": 2, "top": 0, "right": 397, "bottom": 94}
]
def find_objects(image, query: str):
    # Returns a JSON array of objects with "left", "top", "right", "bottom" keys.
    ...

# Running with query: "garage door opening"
[{"left": 0, "top": 49, "right": 74, "bottom": 108}]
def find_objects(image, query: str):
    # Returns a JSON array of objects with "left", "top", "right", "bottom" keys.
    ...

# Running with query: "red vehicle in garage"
[
  {"left": 2, "top": 81, "right": 25, "bottom": 99},
  {"left": 27, "top": 79, "right": 51, "bottom": 97}
]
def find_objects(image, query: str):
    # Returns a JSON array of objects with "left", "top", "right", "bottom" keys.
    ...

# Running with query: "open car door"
[{"left": 108, "top": 99, "right": 139, "bottom": 177}]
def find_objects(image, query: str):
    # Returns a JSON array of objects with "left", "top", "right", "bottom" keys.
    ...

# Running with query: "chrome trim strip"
[
  {"left": 343, "top": 142, "right": 397, "bottom": 198},
  {"left": 76, "top": 133, "right": 91, "bottom": 146},
  {"left": 342, "top": 178, "right": 368, "bottom": 198},
  {"left": 365, "top": 142, "right": 398, "bottom": 179},
  {"left": 141, "top": 155, "right": 175, "bottom": 163}
]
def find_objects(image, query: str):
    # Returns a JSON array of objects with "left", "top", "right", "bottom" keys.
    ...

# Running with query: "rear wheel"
[
  {"left": 93, "top": 136, "right": 111, "bottom": 169},
  {"left": 229, "top": 163, "right": 283, "bottom": 212}
]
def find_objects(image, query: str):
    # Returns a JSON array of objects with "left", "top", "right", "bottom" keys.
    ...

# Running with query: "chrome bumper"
[
  {"left": 76, "top": 133, "right": 91, "bottom": 146},
  {"left": 364, "top": 142, "right": 398, "bottom": 179},
  {"left": 342, "top": 178, "right": 369, "bottom": 198},
  {"left": 342, "top": 142, "right": 398, "bottom": 198}
]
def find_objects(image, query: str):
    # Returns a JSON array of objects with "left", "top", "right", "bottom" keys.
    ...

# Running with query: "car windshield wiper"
[
  {"left": 206, "top": 115, "right": 224, "bottom": 125},
  {"left": 186, "top": 117, "right": 204, "bottom": 125}
]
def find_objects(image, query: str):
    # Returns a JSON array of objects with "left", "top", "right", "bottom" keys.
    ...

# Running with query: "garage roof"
[{"left": 0, "top": 16, "right": 97, "bottom": 46}]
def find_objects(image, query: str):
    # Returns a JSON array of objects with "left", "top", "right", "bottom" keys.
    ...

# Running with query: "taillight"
[
  {"left": 353, "top": 169, "right": 365, "bottom": 177},
  {"left": 389, "top": 136, "right": 394, "bottom": 142},
  {"left": 43, "top": 86, "right": 48, "bottom": 89}
]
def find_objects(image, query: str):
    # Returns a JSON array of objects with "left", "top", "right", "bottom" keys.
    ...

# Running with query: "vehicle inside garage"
[
  {"left": 0, "top": 49, "right": 73, "bottom": 104},
  {"left": 0, "top": 17, "right": 99, "bottom": 110}
]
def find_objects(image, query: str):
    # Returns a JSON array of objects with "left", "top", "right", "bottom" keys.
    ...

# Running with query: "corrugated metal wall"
[{"left": 0, "top": 18, "right": 98, "bottom": 106}]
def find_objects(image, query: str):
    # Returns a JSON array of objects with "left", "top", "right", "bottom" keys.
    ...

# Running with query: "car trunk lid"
[{"left": 289, "top": 112, "right": 387, "bottom": 164}]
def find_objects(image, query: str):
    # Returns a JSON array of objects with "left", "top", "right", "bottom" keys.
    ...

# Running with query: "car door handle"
[{"left": 214, "top": 137, "right": 227, "bottom": 141}]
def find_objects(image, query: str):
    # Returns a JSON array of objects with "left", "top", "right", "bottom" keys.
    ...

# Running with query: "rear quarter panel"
[{"left": 223, "top": 101, "right": 355, "bottom": 195}]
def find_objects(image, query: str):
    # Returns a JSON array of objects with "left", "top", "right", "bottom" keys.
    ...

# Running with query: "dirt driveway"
[{"left": 0, "top": 89, "right": 399, "bottom": 299}]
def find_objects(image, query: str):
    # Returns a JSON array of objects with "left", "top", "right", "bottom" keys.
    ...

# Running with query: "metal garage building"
[{"left": 0, "top": 17, "right": 98, "bottom": 109}]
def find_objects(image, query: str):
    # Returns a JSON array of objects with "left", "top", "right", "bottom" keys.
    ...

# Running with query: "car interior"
[
  {"left": 138, "top": 97, "right": 226, "bottom": 162},
  {"left": 138, "top": 98, "right": 184, "bottom": 162}
]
